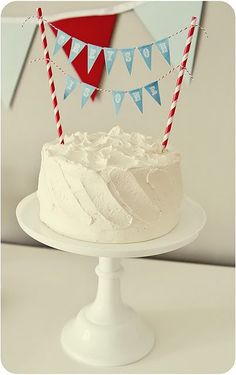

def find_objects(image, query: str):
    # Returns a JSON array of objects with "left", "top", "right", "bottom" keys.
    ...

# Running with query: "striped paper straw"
[
  {"left": 161, "top": 16, "right": 197, "bottom": 151},
  {"left": 36, "top": 7, "right": 64, "bottom": 144}
]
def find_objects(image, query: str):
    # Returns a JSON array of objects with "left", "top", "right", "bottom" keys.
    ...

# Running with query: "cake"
[{"left": 37, "top": 126, "right": 183, "bottom": 243}]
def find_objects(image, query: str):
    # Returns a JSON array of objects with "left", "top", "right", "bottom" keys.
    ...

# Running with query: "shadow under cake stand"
[{"left": 16, "top": 193, "right": 206, "bottom": 367}]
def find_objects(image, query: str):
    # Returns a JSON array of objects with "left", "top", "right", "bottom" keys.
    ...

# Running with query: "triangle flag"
[
  {"left": 64, "top": 75, "right": 79, "bottom": 100},
  {"left": 87, "top": 44, "right": 102, "bottom": 73},
  {"left": 1, "top": 18, "right": 36, "bottom": 108},
  {"left": 156, "top": 38, "right": 171, "bottom": 65},
  {"left": 81, "top": 83, "right": 96, "bottom": 108},
  {"left": 129, "top": 88, "right": 143, "bottom": 113},
  {"left": 104, "top": 48, "right": 117, "bottom": 74},
  {"left": 138, "top": 44, "right": 152, "bottom": 70},
  {"left": 145, "top": 81, "right": 161, "bottom": 105},
  {"left": 112, "top": 91, "right": 125, "bottom": 114},
  {"left": 121, "top": 48, "right": 135, "bottom": 75},
  {"left": 53, "top": 30, "right": 70, "bottom": 55},
  {"left": 69, "top": 38, "right": 85, "bottom": 63},
  {"left": 50, "top": 14, "right": 117, "bottom": 100}
]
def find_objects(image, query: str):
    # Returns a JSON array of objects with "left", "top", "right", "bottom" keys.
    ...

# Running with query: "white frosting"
[{"left": 37, "top": 126, "right": 183, "bottom": 243}]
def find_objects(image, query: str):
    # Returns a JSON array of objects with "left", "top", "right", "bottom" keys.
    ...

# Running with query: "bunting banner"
[
  {"left": 49, "top": 7, "right": 203, "bottom": 116},
  {"left": 30, "top": 7, "right": 200, "bottom": 115},
  {"left": 50, "top": 15, "right": 204, "bottom": 79},
  {"left": 48, "top": 5, "right": 204, "bottom": 101},
  {"left": 5, "top": 1, "right": 203, "bottom": 112},
  {"left": 52, "top": 24, "right": 176, "bottom": 76},
  {"left": 63, "top": 73, "right": 162, "bottom": 114}
]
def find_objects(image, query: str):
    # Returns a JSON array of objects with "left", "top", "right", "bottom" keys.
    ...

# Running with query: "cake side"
[{"left": 37, "top": 126, "right": 183, "bottom": 243}]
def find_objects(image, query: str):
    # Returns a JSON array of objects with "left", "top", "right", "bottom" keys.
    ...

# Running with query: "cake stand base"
[
  {"left": 16, "top": 193, "right": 206, "bottom": 367},
  {"left": 61, "top": 257, "right": 154, "bottom": 366}
]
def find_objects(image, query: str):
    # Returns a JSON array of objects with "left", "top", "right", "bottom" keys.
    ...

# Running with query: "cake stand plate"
[{"left": 16, "top": 193, "right": 206, "bottom": 367}]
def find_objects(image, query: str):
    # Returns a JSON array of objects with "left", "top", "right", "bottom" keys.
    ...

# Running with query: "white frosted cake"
[{"left": 37, "top": 126, "right": 183, "bottom": 243}]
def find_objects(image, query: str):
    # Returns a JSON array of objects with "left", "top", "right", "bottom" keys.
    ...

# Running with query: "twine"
[{"left": 30, "top": 57, "right": 194, "bottom": 93}]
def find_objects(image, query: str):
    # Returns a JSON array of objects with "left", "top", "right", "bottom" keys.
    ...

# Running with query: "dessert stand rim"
[{"left": 16, "top": 192, "right": 206, "bottom": 258}]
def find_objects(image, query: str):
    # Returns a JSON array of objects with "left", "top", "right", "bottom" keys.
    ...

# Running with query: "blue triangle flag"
[
  {"left": 138, "top": 44, "right": 152, "bottom": 70},
  {"left": 156, "top": 38, "right": 171, "bottom": 65},
  {"left": 53, "top": 30, "right": 70, "bottom": 55},
  {"left": 87, "top": 44, "right": 102, "bottom": 73},
  {"left": 112, "top": 91, "right": 125, "bottom": 114},
  {"left": 104, "top": 48, "right": 117, "bottom": 74},
  {"left": 81, "top": 83, "right": 96, "bottom": 108},
  {"left": 129, "top": 88, "right": 143, "bottom": 113},
  {"left": 145, "top": 81, "right": 161, "bottom": 105},
  {"left": 69, "top": 38, "right": 85, "bottom": 63},
  {"left": 64, "top": 75, "right": 79, "bottom": 100},
  {"left": 121, "top": 48, "right": 135, "bottom": 75}
]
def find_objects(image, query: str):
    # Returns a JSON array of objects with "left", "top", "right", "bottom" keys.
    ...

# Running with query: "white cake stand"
[{"left": 16, "top": 193, "right": 206, "bottom": 367}]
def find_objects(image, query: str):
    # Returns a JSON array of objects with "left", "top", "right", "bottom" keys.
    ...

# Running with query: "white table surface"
[{"left": 1, "top": 243, "right": 234, "bottom": 374}]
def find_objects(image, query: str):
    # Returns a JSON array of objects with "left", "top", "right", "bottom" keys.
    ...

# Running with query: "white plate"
[{"left": 16, "top": 192, "right": 206, "bottom": 258}]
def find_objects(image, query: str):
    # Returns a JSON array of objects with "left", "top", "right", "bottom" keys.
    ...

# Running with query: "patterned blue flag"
[
  {"left": 53, "top": 30, "right": 70, "bottom": 55},
  {"left": 104, "top": 48, "right": 117, "bottom": 74},
  {"left": 145, "top": 81, "right": 161, "bottom": 105},
  {"left": 112, "top": 91, "right": 125, "bottom": 114},
  {"left": 81, "top": 83, "right": 96, "bottom": 108},
  {"left": 156, "top": 38, "right": 171, "bottom": 65},
  {"left": 129, "top": 88, "right": 143, "bottom": 113},
  {"left": 69, "top": 38, "right": 85, "bottom": 63},
  {"left": 121, "top": 48, "right": 135, "bottom": 75},
  {"left": 138, "top": 44, "right": 152, "bottom": 70},
  {"left": 87, "top": 44, "right": 102, "bottom": 73},
  {"left": 64, "top": 75, "right": 79, "bottom": 100}
]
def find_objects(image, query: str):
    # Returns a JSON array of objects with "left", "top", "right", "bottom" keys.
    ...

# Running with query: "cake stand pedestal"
[{"left": 16, "top": 193, "right": 206, "bottom": 367}]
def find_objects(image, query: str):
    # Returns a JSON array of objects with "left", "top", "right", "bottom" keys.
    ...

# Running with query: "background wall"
[{"left": 1, "top": 1, "right": 234, "bottom": 266}]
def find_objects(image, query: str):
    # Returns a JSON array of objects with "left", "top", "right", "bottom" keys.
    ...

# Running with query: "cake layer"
[{"left": 37, "top": 126, "right": 183, "bottom": 243}]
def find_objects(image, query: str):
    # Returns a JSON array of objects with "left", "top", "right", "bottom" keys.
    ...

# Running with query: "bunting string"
[
  {"left": 30, "top": 56, "right": 193, "bottom": 114},
  {"left": 21, "top": 15, "right": 37, "bottom": 28},
  {"left": 30, "top": 56, "right": 194, "bottom": 93}
]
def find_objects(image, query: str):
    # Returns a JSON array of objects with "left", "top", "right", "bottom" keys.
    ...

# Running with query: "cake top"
[{"left": 43, "top": 126, "right": 180, "bottom": 170}]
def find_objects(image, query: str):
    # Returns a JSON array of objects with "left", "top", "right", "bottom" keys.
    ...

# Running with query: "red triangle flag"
[{"left": 50, "top": 15, "right": 117, "bottom": 100}]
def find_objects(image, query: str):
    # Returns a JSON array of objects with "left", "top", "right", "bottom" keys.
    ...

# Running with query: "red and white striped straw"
[
  {"left": 36, "top": 7, "right": 64, "bottom": 144},
  {"left": 161, "top": 16, "right": 197, "bottom": 151}
]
